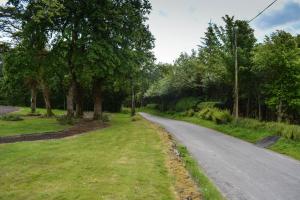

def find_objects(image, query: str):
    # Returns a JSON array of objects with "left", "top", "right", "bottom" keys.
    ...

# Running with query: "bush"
[
  {"left": 102, "top": 113, "right": 111, "bottom": 122},
  {"left": 146, "top": 104, "right": 159, "bottom": 109},
  {"left": 0, "top": 115, "right": 23, "bottom": 121},
  {"left": 175, "top": 97, "right": 199, "bottom": 112},
  {"left": 56, "top": 115, "right": 77, "bottom": 125},
  {"left": 196, "top": 101, "right": 222, "bottom": 111},
  {"left": 185, "top": 109, "right": 195, "bottom": 117},
  {"left": 196, "top": 108, "right": 232, "bottom": 124},
  {"left": 131, "top": 115, "right": 142, "bottom": 122},
  {"left": 120, "top": 107, "right": 131, "bottom": 114}
]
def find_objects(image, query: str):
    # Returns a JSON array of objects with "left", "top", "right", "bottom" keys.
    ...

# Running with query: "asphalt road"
[
  {"left": 140, "top": 113, "right": 300, "bottom": 200},
  {"left": 0, "top": 106, "right": 18, "bottom": 116}
]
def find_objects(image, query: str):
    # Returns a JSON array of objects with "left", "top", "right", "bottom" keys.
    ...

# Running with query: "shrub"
[
  {"left": 131, "top": 115, "right": 142, "bottom": 122},
  {"left": 56, "top": 115, "right": 77, "bottom": 125},
  {"left": 102, "top": 113, "right": 111, "bottom": 122},
  {"left": 196, "top": 101, "right": 222, "bottom": 111},
  {"left": 185, "top": 109, "right": 195, "bottom": 117},
  {"left": 146, "top": 104, "right": 159, "bottom": 109},
  {"left": 197, "top": 108, "right": 232, "bottom": 124},
  {"left": 0, "top": 115, "right": 23, "bottom": 121},
  {"left": 120, "top": 107, "right": 131, "bottom": 114},
  {"left": 212, "top": 109, "right": 232, "bottom": 124},
  {"left": 175, "top": 97, "right": 199, "bottom": 112}
]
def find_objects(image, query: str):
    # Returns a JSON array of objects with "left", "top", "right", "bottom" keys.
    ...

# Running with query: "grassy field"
[
  {"left": 140, "top": 108, "right": 300, "bottom": 161},
  {"left": 14, "top": 107, "right": 66, "bottom": 116},
  {"left": 0, "top": 107, "right": 69, "bottom": 137},
  {"left": 0, "top": 114, "right": 179, "bottom": 200},
  {"left": 0, "top": 117, "right": 70, "bottom": 137}
]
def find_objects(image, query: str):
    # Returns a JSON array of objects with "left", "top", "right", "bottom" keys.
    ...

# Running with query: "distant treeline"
[{"left": 145, "top": 15, "right": 300, "bottom": 124}]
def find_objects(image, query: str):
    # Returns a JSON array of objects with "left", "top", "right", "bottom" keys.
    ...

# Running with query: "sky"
[
  {"left": 148, "top": 0, "right": 300, "bottom": 63},
  {"left": 1, "top": 0, "right": 300, "bottom": 63}
]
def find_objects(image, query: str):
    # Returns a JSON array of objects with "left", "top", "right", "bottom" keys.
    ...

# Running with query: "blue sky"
[
  {"left": 1, "top": 0, "right": 299, "bottom": 63},
  {"left": 148, "top": 0, "right": 300, "bottom": 63}
]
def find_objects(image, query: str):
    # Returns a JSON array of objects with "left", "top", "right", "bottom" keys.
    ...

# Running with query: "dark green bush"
[
  {"left": 0, "top": 115, "right": 23, "bottom": 121},
  {"left": 175, "top": 97, "right": 199, "bottom": 112},
  {"left": 146, "top": 104, "right": 159, "bottom": 109}
]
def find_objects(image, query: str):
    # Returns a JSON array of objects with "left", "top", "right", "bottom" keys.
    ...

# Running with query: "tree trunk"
[
  {"left": 41, "top": 82, "right": 53, "bottom": 117},
  {"left": 258, "top": 95, "right": 262, "bottom": 121},
  {"left": 233, "top": 27, "right": 239, "bottom": 120},
  {"left": 277, "top": 100, "right": 283, "bottom": 122},
  {"left": 246, "top": 97, "right": 250, "bottom": 117},
  {"left": 67, "top": 81, "right": 76, "bottom": 117},
  {"left": 93, "top": 79, "right": 103, "bottom": 120},
  {"left": 30, "top": 85, "right": 37, "bottom": 113},
  {"left": 75, "top": 83, "right": 84, "bottom": 118},
  {"left": 131, "top": 78, "right": 136, "bottom": 116}
]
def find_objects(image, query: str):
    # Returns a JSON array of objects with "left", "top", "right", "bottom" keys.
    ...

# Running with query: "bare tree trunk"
[
  {"left": 75, "top": 83, "right": 84, "bottom": 118},
  {"left": 30, "top": 85, "right": 37, "bottom": 113},
  {"left": 93, "top": 79, "right": 103, "bottom": 120},
  {"left": 258, "top": 95, "right": 262, "bottom": 121},
  {"left": 277, "top": 100, "right": 283, "bottom": 122},
  {"left": 67, "top": 81, "right": 76, "bottom": 117},
  {"left": 41, "top": 82, "right": 53, "bottom": 117},
  {"left": 246, "top": 97, "right": 250, "bottom": 117},
  {"left": 131, "top": 78, "right": 135, "bottom": 116}
]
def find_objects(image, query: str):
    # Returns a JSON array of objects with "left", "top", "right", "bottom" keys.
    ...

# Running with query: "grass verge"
[
  {"left": 139, "top": 108, "right": 300, "bottom": 161},
  {"left": 0, "top": 114, "right": 177, "bottom": 199},
  {"left": 176, "top": 145, "right": 224, "bottom": 200}
]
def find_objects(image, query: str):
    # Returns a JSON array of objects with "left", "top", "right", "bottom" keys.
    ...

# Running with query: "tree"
[{"left": 253, "top": 31, "right": 300, "bottom": 122}]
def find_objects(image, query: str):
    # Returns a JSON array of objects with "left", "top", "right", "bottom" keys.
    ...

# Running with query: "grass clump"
[
  {"left": 56, "top": 115, "right": 77, "bottom": 125},
  {"left": 177, "top": 145, "right": 224, "bottom": 200},
  {"left": 131, "top": 115, "right": 142, "bottom": 121},
  {"left": 102, "top": 113, "right": 111, "bottom": 122},
  {"left": 0, "top": 115, "right": 23, "bottom": 121}
]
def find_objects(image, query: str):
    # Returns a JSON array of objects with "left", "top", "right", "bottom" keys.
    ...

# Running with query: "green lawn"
[
  {"left": 0, "top": 114, "right": 177, "bottom": 200},
  {"left": 14, "top": 107, "right": 66, "bottom": 116},
  {"left": 140, "top": 108, "right": 300, "bottom": 161},
  {"left": 0, "top": 117, "right": 69, "bottom": 137}
]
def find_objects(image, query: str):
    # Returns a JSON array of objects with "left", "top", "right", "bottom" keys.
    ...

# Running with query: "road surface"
[
  {"left": 140, "top": 113, "right": 300, "bottom": 200},
  {"left": 0, "top": 106, "right": 18, "bottom": 116}
]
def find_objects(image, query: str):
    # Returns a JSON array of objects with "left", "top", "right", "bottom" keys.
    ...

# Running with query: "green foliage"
[
  {"left": 131, "top": 115, "right": 142, "bottom": 122},
  {"left": 196, "top": 101, "right": 221, "bottom": 111},
  {"left": 197, "top": 108, "right": 232, "bottom": 124},
  {"left": 102, "top": 113, "right": 111, "bottom": 123},
  {"left": 235, "top": 118, "right": 300, "bottom": 141},
  {"left": 56, "top": 115, "right": 77, "bottom": 125},
  {"left": 0, "top": 115, "right": 23, "bottom": 121},
  {"left": 146, "top": 104, "right": 159, "bottom": 109},
  {"left": 175, "top": 97, "right": 199, "bottom": 112}
]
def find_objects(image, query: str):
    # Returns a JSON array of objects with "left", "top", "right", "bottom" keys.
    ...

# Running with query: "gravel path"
[
  {"left": 0, "top": 106, "right": 19, "bottom": 116},
  {"left": 140, "top": 112, "right": 300, "bottom": 200}
]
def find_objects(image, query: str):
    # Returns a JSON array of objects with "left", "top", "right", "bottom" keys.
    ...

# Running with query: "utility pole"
[{"left": 234, "top": 26, "right": 239, "bottom": 120}]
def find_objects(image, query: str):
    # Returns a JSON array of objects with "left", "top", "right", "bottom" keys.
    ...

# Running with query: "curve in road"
[{"left": 140, "top": 112, "right": 300, "bottom": 200}]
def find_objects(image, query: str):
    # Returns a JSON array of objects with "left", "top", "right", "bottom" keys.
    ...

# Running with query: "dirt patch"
[
  {"left": 148, "top": 122, "right": 201, "bottom": 200},
  {"left": 0, "top": 120, "right": 106, "bottom": 144}
]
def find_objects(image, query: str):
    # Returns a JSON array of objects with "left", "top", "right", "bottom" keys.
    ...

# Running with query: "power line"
[{"left": 248, "top": 0, "right": 279, "bottom": 23}]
